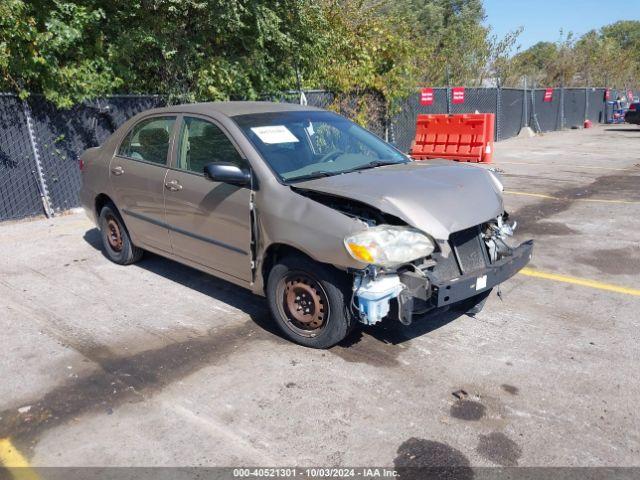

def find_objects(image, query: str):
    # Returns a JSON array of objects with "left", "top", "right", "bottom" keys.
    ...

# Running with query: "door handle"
[
  {"left": 111, "top": 166, "right": 124, "bottom": 176},
  {"left": 165, "top": 179, "right": 183, "bottom": 191}
]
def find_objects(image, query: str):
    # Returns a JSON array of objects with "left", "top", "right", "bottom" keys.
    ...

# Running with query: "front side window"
[
  {"left": 233, "top": 111, "right": 408, "bottom": 182},
  {"left": 176, "top": 117, "right": 245, "bottom": 174},
  {"left": 117, "top": 116, "right": 176, "bottom": 165}
]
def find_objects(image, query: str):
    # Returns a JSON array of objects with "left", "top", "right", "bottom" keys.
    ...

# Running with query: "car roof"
[{"left": 143, "top": 101, "right": 323, "bottom": 118}]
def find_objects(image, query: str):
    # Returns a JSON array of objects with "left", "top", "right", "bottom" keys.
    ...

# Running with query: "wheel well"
[
  {"left": 95, "top": 193, "right": 114, "bottom": 216},
  {"left": 261, "top": 243, "right": 350, "bottom": 294},
  {"left": 94, "top": 193, "right": 136, "bottom": 243},
  {"left": 262, "top": 244, "right": 308, "bottom": 284}
]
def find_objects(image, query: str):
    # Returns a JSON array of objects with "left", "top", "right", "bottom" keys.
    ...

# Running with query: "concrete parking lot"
[{"left": 1, "top": 124, "right": 639, "bottom": 470}]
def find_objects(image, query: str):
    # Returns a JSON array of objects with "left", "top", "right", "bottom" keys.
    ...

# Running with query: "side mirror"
[{"left": 203, "top": 162, "right": 251, "bottom": 187}]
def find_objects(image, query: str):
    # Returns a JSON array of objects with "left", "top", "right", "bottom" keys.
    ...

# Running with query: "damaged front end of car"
[
  {"left": 345, "top": 213, "right": 533, "bottom": 326},
  {"left": 290, "top": 161, "right": 533, "bottom": 328}
]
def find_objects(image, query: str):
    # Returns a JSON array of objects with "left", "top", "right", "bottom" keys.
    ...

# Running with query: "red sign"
[
  {"left": 604, "top": 89, "right": 611, "bottom": 101},
  {"left": 543, "top": 88, "right": 554, "bottom": 102},
  {"left": 452, "top": 87, "right": 465, "bottom": 104},
  {"left": 628, "top": 90, "right": 634, "bottom": 102},
  {"left": 419, "top": 88, "right": 434, "bottom": 106}
]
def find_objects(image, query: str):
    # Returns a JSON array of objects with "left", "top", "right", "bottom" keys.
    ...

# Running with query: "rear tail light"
[
  {"left": 630, "top": 104, "right": 637, "bottom": 111},
  {"left": 79, "top": 158, "right": 85, "bottom": 171}
]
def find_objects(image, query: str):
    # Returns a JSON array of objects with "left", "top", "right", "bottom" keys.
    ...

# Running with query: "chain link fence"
[
  {"left": 0, "top": 87, "right": 625, "bottom": 221},
  {"left": 0, "top": 95, "right": 44, "bottom": 221}
]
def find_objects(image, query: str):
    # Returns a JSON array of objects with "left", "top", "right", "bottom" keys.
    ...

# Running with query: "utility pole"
[
  {"left": 523, "top": 76, "right": 528, "bottom": 128},
  {"left": 445, "top": 64, "right": 451, "bottom": 114},
  {"left": 294, "top": 61, "right": 306, "bottom": 106}
]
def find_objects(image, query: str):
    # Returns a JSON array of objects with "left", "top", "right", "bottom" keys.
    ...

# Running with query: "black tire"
[
  {"left": 98, "top": 203, "right": 143, "bottom": 265},
  {"left": 266, "top": 254, "right": 355, "bottom": 348},
  {"left": 456, "top": 288, "right": 493, "bottom": 316}
]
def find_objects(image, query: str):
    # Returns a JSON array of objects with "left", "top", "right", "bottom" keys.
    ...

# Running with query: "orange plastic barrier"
[{"left": 410, "top": 113, "right": 495, "bottom": 163}]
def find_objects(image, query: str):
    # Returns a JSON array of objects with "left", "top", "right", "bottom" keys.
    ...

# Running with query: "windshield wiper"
[
  {"left": 287, "top": 160, "right": 404, "bottom": 183},
  {"left": 286, "top": 171, "right": 339, "bottom": 183},
  {"left": 344, "top": 160, "right": 403, "bottom": 173}
]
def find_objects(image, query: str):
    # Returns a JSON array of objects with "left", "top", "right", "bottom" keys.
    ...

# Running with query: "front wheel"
[{"left": 266, "top": 255, "right": 354, "bottom": 348}]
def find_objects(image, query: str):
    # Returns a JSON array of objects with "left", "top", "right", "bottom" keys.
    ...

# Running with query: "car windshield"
[{"left": 233, "top": 111, "right": 409, "bottom": 182}]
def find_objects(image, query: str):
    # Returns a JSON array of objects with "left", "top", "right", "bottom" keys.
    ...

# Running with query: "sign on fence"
[
  {"left": 452, "top": 87, "right": 465, "bottom": 104},
  {"left": 543, "top": 88, "right": 554, "bottom": 102},
  {"left": 419, "top": 88, "right": 434, "bottom": 106}
]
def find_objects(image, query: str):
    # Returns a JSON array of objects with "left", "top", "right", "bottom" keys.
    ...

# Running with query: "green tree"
[
  {"left": 0, "top": 0, "right": 119, "bottom": 107},
  {"left": 602, "top": 20, "right": 640, "bottom": 64},
  {"left": 307, "top": 0, "right": 419, "bottom": 114},
  {"left": 574, "top": 30, "right": 633, "bottom": 87},
  {"left": 386, "top": 0, "right": 492, "bottom": 85},
  {"left": 9, "top": 0, "right": 633, "bottom": 111},
  {"left": 502, "top": 22, "right": 640, "bottom": 89},
  {"left": 505, "top": 41, "right": 558, "bottom": 86}
]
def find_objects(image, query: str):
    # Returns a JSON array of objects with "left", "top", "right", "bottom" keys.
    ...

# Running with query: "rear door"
[
  {"left": 109, "top": 115, "right": 177, "bottom": 253},
  {"left": 163, "top": 115, "right": 252, "bottom": 282}
]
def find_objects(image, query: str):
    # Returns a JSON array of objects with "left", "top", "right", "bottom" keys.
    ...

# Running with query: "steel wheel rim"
[
  {"left": 276, "top": 271, "right": 329, "bottom": 337},
  {"left": 105, "top": 215, "right": 124, "bottom": 252}
]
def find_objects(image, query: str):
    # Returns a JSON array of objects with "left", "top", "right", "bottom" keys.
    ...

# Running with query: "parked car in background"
[
  {"left": 625, "top": 102, "right": 640, "bottom": 125},
  {"left": 79, "top": 102, "right": 533, "bottom": 348}
]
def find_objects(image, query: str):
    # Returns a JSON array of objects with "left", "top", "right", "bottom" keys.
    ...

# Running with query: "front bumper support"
[{"left": 428, "top": 240, "right": 534, "bottom": 308}]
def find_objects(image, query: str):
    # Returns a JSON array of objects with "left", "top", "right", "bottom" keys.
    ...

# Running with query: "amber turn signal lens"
[{"left": 346, "top": 243, "right": 374, "bottom": 263}]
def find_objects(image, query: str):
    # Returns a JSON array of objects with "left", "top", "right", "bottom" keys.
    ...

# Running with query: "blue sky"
[{"left": 483, "top": 0, "right": 638, "bottom": 52}]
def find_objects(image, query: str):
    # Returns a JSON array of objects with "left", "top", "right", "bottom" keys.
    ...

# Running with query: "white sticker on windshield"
[
  {"left": 305, "top": 122, "right": 315, "bottom": 136},
  {"left": 251, "top": 125, "right": 299, "bottom": 144}
]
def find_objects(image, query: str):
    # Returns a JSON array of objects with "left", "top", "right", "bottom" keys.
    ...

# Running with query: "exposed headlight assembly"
[{"left": 344, "top": 226, "right": 435, "bottom": 267}]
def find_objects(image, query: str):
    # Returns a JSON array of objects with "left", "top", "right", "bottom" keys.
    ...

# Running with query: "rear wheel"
[
  {"left": 266, "top": 255, "right": 354, "bottom": 348},
  {"left": 98, "top": 204, "right": 143, "bottom": 265}
]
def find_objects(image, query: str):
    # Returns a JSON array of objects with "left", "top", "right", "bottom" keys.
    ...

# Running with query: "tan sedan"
[{"left": 80, "top": 102, "right": 532, "bottom": 348}]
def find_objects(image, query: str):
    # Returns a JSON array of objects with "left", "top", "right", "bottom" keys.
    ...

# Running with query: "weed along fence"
[{"left": 0, "top": 87, "right": 633, "bottom": 222}]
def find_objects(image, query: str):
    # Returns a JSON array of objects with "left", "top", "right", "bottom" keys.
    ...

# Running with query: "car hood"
[{"left": 293, "top": 161, "right": 503, "bottom": 239}]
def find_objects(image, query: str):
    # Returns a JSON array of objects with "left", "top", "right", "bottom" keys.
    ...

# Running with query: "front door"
[
  {"left": 109, "top": 115, "right": 177, "bottom": 253},
  {"left": 163, "top": 116, "right": 252, "bottom": 282}
]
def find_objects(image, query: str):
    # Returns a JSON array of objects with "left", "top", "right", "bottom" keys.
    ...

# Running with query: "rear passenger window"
[
  {"left": 177, "top": 117, "right": 245, "bottom": 174},
  {"left": 117, "top": 116, "right": 176, "bottom": 165}
]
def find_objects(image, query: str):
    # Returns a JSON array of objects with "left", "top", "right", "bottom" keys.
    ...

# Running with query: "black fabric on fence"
[
  {"left": 587, "top": 89, "right": 606, "bottom": 123},
  {"left": 531, "top": 89, "right": 562, "bottom": 132},
  {"left": 449, "top": 88, "right": 498, "bottom": 116},
  {"left": 25, "top": 95, "right": 165, "bottom": 213},
  {"left": 498, "top": 89, "right": 525, "bottom": 140},
  {"left": 563, "top": 89, "right": 587, "bottom": 128},
  {"left": 0, "top": 95, "right": 43, "bottom": 220},
  {"left": 28, "top": 97, "right": 102, "bottom": 212}
]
